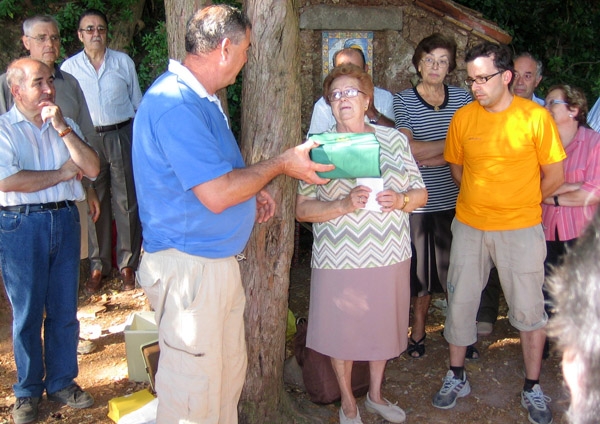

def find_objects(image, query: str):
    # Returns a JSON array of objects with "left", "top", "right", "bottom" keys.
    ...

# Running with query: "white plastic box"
[{"left": 124, "top": 311, "right": 158, "bottom": 382}]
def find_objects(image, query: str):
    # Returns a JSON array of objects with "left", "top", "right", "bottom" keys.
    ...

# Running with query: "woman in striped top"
[{"left": 393, "top": 34, "right": 472, "bottom": 359}]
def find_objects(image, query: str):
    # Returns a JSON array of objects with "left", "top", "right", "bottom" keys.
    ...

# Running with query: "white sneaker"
[
  {"left": 365, "top": 392, "right": 406, "bottom": 423},
  {"left": 521, "top": 384, "right": 553, "bottom": 424}
]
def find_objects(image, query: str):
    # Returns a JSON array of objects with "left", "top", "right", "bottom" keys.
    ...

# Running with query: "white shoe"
[
  {"left": 477, "top": 321, "right": 493, "bottom": 336},
  {"left": 365, "top": 392, "right": 406, "bottom": 423},
  {"left": 339, "top": 406, "right": 363, "bottom": 424}
]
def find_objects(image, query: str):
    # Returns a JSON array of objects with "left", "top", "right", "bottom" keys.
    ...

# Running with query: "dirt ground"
[{"left": 0, "top": 229, "right": 570, "bottom": 423}]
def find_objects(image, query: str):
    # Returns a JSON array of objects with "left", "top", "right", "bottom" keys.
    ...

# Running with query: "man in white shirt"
[
  {"left": 62, "top": 9, "right": 142, "bottom": 293},
  {"left": 512, "top": 52, "right": 545, "bottom": 106},
  {"left": 308, "top": 47, "right": 394, "bottom": 134},
  {"left": 0, "top": 58, "right": 99, "bottom": 424}
]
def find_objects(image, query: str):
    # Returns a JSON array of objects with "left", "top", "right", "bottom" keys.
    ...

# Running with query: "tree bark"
[
  {"left": 164, "top": 0, "right": 211, "bottom": 62},
  {"left": 109, "top": 0, "right": 147, "bottom": 51},
  {"left": 238, "top": 1, "right": 301, "bottom": 422}
]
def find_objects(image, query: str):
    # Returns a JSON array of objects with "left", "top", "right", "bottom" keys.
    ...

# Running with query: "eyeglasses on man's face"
[
  {"left": 328, "top": 87, "right": 366, "bottom": 102},
  {"left": 79, "top": 26, "right": 107, "bottom": 35},
  {"left": 26, "top": 35, "right": 60, "bottom": 44},
  {"left": 421, "top": 57, "right": 449, "bottom": 69},
  {"left": 465, "top": 70, "right": 504, "bottom": 87}
]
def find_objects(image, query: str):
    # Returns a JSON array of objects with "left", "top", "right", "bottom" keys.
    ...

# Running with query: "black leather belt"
[
  {"left": 95, "top": 118, "right": 132, "bottom": 133},
  {"left": 0, "top": 200, "right": 74, "bottom": 213}
]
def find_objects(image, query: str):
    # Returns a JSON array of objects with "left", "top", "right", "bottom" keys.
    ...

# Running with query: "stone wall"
[{"left": 299, "top": 0, "right": 507, "bottom": 134}]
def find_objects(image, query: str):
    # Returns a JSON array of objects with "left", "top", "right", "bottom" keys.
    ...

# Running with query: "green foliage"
[
  {"left": 0, "top": 0, "right": 22, "bottom": 19},
  {"left": 137, "top": 21, "right": 168, "bottom": 92},
  {"left": 227, "top": 74, "right": 243, "bottom": 140},
  {"left": 455, "top": 0, "right": 600, "bottom": 103},
  {"left": 214, "top": 0, "right": 244, "bottom": 139}
]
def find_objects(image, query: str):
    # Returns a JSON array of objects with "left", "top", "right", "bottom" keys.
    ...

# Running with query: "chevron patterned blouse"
[{"left": 298, "top": 126, "right": 425, "bottom": 270}]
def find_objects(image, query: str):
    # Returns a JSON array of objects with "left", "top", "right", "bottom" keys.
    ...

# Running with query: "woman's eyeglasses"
[
  {"left": 328, "top": 88, "right": 366, "bottom": 102},
  {"left": 546, "top": 99, "right": 569, "bottom": 106},
  {"left": 421, "top": 57, "right": 449, "bottom": 69}
]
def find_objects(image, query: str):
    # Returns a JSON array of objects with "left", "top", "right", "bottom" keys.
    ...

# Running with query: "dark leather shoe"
[
  {"left": 121, "top": 267, "right": 136, "bottom": 291},
  {"left": 84, "top": 270, "right": 103, "bottom": 294}
]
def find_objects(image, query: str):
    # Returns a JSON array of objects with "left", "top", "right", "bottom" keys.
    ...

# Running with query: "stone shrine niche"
[{"left": 298, "top": 0, "right": 511, "bottom": 135}]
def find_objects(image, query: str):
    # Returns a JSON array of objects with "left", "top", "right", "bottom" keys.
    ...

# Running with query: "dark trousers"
[{"left": 88, "top": 122, "right": 141, "bottom": 274}]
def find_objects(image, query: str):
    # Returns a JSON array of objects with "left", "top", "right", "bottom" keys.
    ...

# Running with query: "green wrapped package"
[{"left": 308, "top": 132, "right": 381, "bottom": 179}]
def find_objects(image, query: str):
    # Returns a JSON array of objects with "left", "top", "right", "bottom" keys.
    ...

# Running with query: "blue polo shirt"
[{"left": 132, "top": 60, "right": 255, "bottom": 258}]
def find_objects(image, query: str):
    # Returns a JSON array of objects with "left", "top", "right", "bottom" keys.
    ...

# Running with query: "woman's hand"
[
  {"left": 346, "top": 185, "right": 372, "bottom": 211},
  {"left": 376, "top": 189, "right": 401, "bottom": 212},
  {"left": 376, "top": 188, "right": 428, "bottom": 213}
]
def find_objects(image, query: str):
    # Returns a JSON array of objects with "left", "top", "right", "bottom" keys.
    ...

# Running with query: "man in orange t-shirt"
[{"left": 432, "top": 42, "right": 565, "bottom": 424}]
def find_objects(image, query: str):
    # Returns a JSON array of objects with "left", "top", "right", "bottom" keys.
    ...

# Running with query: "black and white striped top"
[{"left": 393, "top": 85, "right": 472, "bottom": 213}]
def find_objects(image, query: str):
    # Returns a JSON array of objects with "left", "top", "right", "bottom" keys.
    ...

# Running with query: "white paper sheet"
[{"left": 356, "top": 178, "right": 384, "bottom": 212}]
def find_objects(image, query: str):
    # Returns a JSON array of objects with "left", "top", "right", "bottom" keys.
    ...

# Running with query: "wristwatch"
[{"left": 400, "top": 193, "right": 409, "bottom": 210}]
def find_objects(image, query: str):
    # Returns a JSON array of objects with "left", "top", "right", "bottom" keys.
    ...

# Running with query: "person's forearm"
[
  {"left": 551, "top": 189, "right": 600, "bottom": 207},
  {"left": 449, "top": 163, "right": 463, "bottom": 187},
  {"left": 296, "top": 196, "right": 352, "bottom": 223},
  {"left": 192, "top": 156, "right": 285, "bottom": 214},
  {"left": 409, "top": 139, "right": 446, "bottom": 161},
  {"left": 0, "top": 169, "right": 67, "bottom": 193},
  {"left": 60, "top": 130, "right": 100, "bottom": 178}
]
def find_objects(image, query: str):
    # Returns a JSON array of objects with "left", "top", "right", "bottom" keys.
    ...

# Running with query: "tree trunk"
[
  {"left": 165, "top": 0, "right": 211, "bottom": 61},
  {"left": 109, "top": 0, "right": 147, "bottom": 51},
  {"left": 238, "top": 1, "right": 301, "bottom": 423}
]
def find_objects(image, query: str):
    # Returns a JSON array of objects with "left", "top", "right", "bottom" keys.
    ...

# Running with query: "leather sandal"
[
  {"left": 407, "top": 334, "right": 426, "bottom": 358},
  {"left": 465, "top": 344, "right": 480, "bottom": 360}
]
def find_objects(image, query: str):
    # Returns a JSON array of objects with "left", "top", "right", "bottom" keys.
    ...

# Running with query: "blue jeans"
[{"left": 0, "top": 205, "right": 80, "bottom": 397}]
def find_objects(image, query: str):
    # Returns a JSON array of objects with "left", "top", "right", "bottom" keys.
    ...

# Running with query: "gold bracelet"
[{"left": 58, "top": 126, "right": 73, "bottom": 137}]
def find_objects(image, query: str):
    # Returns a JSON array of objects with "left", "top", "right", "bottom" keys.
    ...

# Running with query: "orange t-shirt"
[{"left": 444, "top": 96, "right": 566, "bottom": 231}]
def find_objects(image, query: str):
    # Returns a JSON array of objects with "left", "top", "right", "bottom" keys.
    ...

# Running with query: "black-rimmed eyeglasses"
[
  {"left": 465, "top": 70, "right": 504, "bottom": 87},
  {"left": 327, "top": 88, "right": 366, "bottom": 102}
]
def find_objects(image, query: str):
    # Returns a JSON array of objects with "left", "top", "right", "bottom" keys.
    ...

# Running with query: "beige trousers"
[{"left": 138, "top": 249, "right": 247, "bottom": 424}]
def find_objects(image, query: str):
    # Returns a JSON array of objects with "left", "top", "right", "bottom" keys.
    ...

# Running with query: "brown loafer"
[
  {"left": 84, "top": 270, "right": 103, "bottom": 294},
  {"left": 121, "top": 267, "right": 136, "bottom": 291}
]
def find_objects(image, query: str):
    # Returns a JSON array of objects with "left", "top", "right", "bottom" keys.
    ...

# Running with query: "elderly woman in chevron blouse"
[{"left": 296, "top": 63, "right": 427, "bottom": 424}]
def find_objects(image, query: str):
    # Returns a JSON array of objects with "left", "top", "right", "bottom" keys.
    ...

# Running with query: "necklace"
[{"left": 433, "top": 105, "right": 440, "bottom": 111}]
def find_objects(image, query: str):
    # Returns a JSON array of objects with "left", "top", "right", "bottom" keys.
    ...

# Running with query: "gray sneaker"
[
  {"left": 47, "top": 384, "right": 94, "bottom": 409},
  {"left": 432, "top": 370, "right": 471, "bottom": 409},
  {"left": 12, "top": 397, "right": 39, "bottom": 424},
  {"left": 521, "top": 384, "right": 553, "bottom": 424}
]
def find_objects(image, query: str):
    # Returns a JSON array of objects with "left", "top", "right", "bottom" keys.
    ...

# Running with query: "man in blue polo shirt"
[{"left": 132, "top": 5, "right": 331, "bottom": 423}]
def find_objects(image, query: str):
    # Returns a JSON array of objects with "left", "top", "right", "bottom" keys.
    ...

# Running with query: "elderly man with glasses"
[
  {"left": 431, "top": 42, "right": 566, "bottom": 424},
  {"left": 62, "top": 9, "right": 143, "bottom": 294}
]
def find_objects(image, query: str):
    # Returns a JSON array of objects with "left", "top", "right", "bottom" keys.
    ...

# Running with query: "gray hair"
[
  {"left": 546, "top": 207, "right": 600, "bottom": 424},
  {"left": 185, "top": 4, "right": 251, "bottom": 55},
  {"left": 6, "top": 58, "right": 28, "bottom": 88},
  {"left": 23, "top": 15, "right": 60, "bottom": 36},
  {"left": 514, "top": 52, "right": 543, "bottom": 78}
]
